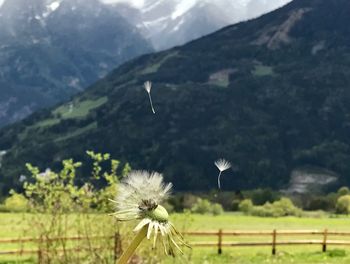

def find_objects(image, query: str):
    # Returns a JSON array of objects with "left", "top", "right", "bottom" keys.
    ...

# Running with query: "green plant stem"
[{"left": 117, "top": 225, "right": 148, "bottom": 264}]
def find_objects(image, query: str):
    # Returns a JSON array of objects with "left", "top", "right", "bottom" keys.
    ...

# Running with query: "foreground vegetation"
[
  {"left": 2, "top": 153, "right": 350, "bottom": 263},
  {"left": 3, "top": 213, "right": 350, "bottom": 263}
]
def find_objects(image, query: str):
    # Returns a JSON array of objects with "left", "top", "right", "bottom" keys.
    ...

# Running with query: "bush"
[
  {"left": 240, "top": 197, "right": 302, "bottom": 217},
  {"left": 191, "top": 198, "right": 224, "bottom": 215},
  {"left": 270, "top": 198, "right": 302, "bottom": 217},
  {"left": 337, "top": 187, "right": 350, "bottom": 196},
  {"left": 212, "top": 203, "right": 224, "bottom": 216},
  {"left": 4, "top": 191, "right": 29, "bottom": 212},
  {"left": 191, "top": 198, "right": 212, "bottom": 214},
  {"left": 238, "top": 199, "right": 253, "bottom": 213},
  {"left": 0, "top": 204, "right": 11, "bottom": 212},
  {"left": 336, "top": 195, "right": 350, "bottom": 214},
  {"left": 183, "top": 194, "right": 201, "bottom": 210},
  {"left": 251, "top": 205, "right": 271, "bottom": 217}
]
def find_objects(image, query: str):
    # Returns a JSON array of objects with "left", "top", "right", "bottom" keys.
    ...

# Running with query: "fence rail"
[
  {"left": 185, "top": 229, "right": 350, "bottom": 255},
  {"left": 0, "top": 233, "right": 122, "bottom": 263},
  {"left": 2, "top": 229, "right": 350, "bottom": 259}
]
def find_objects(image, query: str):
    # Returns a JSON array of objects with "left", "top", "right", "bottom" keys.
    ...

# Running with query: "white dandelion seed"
[
  {"left": 214, "top": 159, "right": 231, "bottom": 189},
  {"left": 110, "top": 171, "right": 189, "bottom": 263},
  {"left": 144, "top": 81, "right": 156, "bottom": 114}
]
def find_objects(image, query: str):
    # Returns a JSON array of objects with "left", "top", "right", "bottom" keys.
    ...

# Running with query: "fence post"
[
  {"left": 272, "top": 229, "right": 277, "bottom": 255},
  {"left": 322, "top": 229, "right": 328, "bottom": 252},
  {"left": 218, "top": 229, "right": 223, "bottom": 255},
  {"left": 38, "top": 235, "right": 43, "bottom": 264},
  {"left": 114, "top": 232, "right": 122, "bottom": 262}
]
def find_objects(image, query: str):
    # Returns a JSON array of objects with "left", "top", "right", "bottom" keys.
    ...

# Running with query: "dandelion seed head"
[
  {"left": 144, "top": 81, "right": 152, "bottom": 93},
  {"left": 214, "top": 158, "right": 231, "bottom": 172},
  {"left": 111, "top": 170, "right": 188, "bottom": 255},
  {"left": 112, "top": 170, "right": 172, "bottom": 221},
  {"left": 133, "top": 217, "right": 187, "bottom": 254}
]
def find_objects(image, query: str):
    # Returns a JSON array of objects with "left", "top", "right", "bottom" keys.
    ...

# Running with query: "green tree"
[{"left": 336, "top": 195, "right": 350, "bottom": 214}]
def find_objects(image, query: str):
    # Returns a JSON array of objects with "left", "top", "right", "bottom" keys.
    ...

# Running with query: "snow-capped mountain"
[
  {"left": 0, "top": 0, "right": 152, "bottom": 126},
  {"left": 108, "top": 0, "right": 292, "bottom": 50}
]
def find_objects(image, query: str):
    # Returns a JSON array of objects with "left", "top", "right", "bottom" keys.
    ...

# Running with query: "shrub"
[
  {"left": 0, "top": 205, "right": 10, "bottom": 212},
  {"left": 270, "top": 198, "right": 302, "bottom": 217},
  {"left": 337, "top": 187, "right": 350, "bottom": 197},
  {"left": 240, "top": 197, "right": 302, "bottom": 217},
  {"left": 4, "top": 191, "right": 29, "bottom": 212},
  {"left": 191, "top": 198, "right": 212, "bottom": 214},
  {"left": 251, "top": 205, "right": 273, "bottom": 217},
  {"left": 336, "top": 195, "right": 350, "bottom": 214},
  {"left": 212, "top": 203, "right": 224, "bottom": 216},
  {"left": 238, "top": 199, "right": 253, "bottom": 213},
  {"left": 183, "top": 194, "right": 201, "bottom": 210},
  {"left": 191, "top": 198, "right": 224, "bottom": 215}
]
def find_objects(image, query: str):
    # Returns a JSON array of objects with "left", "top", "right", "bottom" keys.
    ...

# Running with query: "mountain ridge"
[
  {"left": 0, "top": 0, "right": 152, "bottom": 126},
  {"left": 112, "top": 0, "right": 291, "bottom": 50}
]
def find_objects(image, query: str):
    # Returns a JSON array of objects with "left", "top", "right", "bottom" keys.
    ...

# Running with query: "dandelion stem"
[
  {"left": 148, "top": 93, "right": 156, "bottom": 114},
  {"left": 117, "top": 225, "right": 148, "bottom": 264},
  {"left": 217, "top": 171, "right": 222, "bottom": 189}
]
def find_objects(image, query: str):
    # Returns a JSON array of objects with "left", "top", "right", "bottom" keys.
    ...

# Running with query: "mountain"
[
  {"left": 111, "top": 0, "right": 292, "bottom": 50},
  {"left": 2, "top": 0, "right": 350, "bottom": 195},
  {"left": 0, "top": 0, "right": 152, "bottom": 126}
]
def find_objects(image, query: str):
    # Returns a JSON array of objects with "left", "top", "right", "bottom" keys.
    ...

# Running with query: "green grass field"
[{"left": 2, "top": 213, "right": 350, "bottom": 263}]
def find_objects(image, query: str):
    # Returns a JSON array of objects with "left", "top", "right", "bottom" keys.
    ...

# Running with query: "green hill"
[{"left": 1, "top": 0, "right": 350, "bottom": 195}]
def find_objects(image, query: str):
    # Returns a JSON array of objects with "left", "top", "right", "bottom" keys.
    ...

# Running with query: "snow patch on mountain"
[
  {"left": 171, "top": 0, "right": 197, "bottom": 20},
  {"left": 48, "top": 1, "right": 60, "bottom": 12},
  {"left": 43, "top": 1, "right": 61, "bottom": 18},
  {"left": 101, "top": 0, "right": 145, "bottom": 8},
  {"left": 106, "top": 0, "right": 293, "bottom": 50}
]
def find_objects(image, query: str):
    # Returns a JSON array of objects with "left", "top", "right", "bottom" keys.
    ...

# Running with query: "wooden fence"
[
  {"left": 2, "top": 229, "right": 350, "bottom": 260},
  {"left": 0, "top": 233, "right": 122, "bottom": 263},
  {"left": 186, "top": 229, "right": 350, "bottom": 255}
]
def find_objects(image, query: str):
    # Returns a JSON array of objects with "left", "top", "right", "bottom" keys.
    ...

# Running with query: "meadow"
[{"left": 2, "top": 212, "right": 350, "bottom": 263}]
